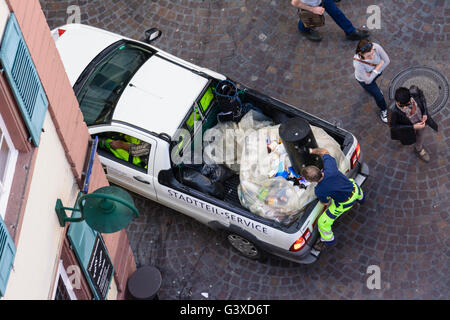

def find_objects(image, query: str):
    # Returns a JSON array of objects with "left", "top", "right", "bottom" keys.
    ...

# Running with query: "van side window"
[{"left": 95, "top": 132, "right": 151, "bottom": 171}]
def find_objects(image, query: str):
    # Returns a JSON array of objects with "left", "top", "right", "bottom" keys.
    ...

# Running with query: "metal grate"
[
  {"left": 389, "top": 66, "right": 449, "bottom": 116},
  {"left": 222, "top": 174, "right": 244, "bottom": 208}
]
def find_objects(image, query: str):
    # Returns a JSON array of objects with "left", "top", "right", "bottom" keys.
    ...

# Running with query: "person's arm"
[
  {"left": 109, "top": 140, "right": 130, "bottom": 151},
  {"left": 354, "top": 61, "right": 378, "bottom": 85},
  {"left": 314, "top": 189, "right": 330, "bottom": 205},
  {"left": 373, "top": 43, "right": 390, "bottom": 74},
  {"left": 309, "top": 147, "right": 329, "bottom": 156},
  {"left": 291, "top": 0, "right": 324, "bottom": 15},
  {"left": 389, "top": 107, "right": 417, "bottom": 144}
]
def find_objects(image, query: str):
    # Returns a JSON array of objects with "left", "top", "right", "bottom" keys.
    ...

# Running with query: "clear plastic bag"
[
  {"left": 238, "top": 124, "right": 345, "bottom": 225},
  {"left": 203, "top": 109, "right": 272, "bottom": 172},
  {"left": 238, "top": 177, "right": 316, "bottom": 224}
]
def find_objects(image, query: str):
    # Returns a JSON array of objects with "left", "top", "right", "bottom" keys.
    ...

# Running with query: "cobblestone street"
[{"left": 40, "top": 0, "right": 449, "bottom": 300}]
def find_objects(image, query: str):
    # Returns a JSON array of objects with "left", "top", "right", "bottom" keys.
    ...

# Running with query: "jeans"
[
  {"left": 414, "top": 127, "right": 426, "bottom": 151},
  {"left": 297, "top": 0, "right": 356, "bottom": 35},
  {"left": 357, "top": 74, "right": 387, "bottom": 112}
]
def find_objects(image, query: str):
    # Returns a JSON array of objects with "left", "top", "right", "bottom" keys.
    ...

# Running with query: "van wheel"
[{"left": 227, "top": 233, "right": 266, "bottom": 261}]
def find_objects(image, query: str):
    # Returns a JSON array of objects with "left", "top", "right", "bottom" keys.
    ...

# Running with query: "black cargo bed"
[{"left": 222, "top": 174, "right": 245, "bottom": 209}]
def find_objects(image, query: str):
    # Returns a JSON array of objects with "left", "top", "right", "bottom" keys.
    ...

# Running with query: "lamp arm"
[
  {"left": 78, "top": 193, "right": 140, "bottom": 218},
  {"left": 55, "top": 198, "right": 84, "bottom": 227}
]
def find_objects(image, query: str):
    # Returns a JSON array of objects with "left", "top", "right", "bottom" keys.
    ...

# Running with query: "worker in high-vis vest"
[
  {"left": 99, "top": 135, "right": 150, "bottom": 169},
  {"left": 301, "top": 147, "right": 364, "bottom": 251}
]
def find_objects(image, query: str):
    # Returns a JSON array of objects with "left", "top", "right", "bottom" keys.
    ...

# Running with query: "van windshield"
[{"left": 76, "top": 41, "right": 153, "bottom": 126}]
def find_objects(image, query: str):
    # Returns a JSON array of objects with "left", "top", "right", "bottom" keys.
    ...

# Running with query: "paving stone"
[{"left": 40, "top": 0, "right": 449, "bottom": 300}]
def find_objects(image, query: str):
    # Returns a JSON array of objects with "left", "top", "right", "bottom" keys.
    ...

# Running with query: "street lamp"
[{"left": 55, "top": 185, "right": 139, "bottom": 233}]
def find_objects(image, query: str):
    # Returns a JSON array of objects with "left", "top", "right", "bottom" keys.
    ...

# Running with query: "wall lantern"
[{"left": 55, "top": 186, "right": 140, "bottom": 233}]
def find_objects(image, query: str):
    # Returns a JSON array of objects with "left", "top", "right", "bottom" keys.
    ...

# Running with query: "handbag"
[{"left": 297, "top": 6, "right": 325, "bottom": 28}]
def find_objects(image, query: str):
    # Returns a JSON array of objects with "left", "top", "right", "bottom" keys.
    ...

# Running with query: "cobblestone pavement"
[{"left": 40, "top": 0, "right": 449, "bottom": 300}]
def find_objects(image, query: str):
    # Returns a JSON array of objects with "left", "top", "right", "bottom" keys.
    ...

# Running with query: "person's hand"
[
  {"left": 422, "top": 115, "right": 428, "bottom": 122},
  {"left": 413, "top": 121, "right": 426, "bottom": 130},
  {"left": 311, "top": 6, "right": 325, "bottom": 15},
  {"left": 375, "top": 60, "right": 384, "bottom": 71}
]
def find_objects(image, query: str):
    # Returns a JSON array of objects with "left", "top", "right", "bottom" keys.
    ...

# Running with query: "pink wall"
[{"left": 6, "top": 0, "right": 108, "bottom": 193}]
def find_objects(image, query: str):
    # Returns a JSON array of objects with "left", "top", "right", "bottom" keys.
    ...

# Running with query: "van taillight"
[
  {"left": 290, "top": 228, "right": 311, "bottom": 252},
  {"left": 350, "top": 143, "right": 360, "bottom": 169}
]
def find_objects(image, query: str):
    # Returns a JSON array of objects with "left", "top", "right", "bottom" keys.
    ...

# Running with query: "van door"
[{"left": 88, "top": 125, "right": 158, "bottom": 201}]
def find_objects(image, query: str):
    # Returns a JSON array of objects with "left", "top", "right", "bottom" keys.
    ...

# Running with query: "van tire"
[{"left": 226, "top": 233, "right": 266, "bottom": 262}]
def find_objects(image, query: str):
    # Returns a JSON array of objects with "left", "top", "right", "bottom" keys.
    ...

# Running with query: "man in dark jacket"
[{"left": 389, "top": 86, "right": 438, "bottom": 162}]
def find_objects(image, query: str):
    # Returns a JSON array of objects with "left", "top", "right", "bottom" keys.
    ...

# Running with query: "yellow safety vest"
[{"left": 101, "top": 135, "right": 146, "bottom": 168}]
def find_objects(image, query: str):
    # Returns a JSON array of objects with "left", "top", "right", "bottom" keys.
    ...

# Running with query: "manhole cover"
[{"left": 389, "top": 66, "right": 449, "bottom": 115}]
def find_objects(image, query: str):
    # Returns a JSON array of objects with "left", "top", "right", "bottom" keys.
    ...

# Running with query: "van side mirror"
[{"left": 145, "top": 28, "right": 162, "bottom": 44}]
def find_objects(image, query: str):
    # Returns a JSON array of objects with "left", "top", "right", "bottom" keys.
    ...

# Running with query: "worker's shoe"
[
  {"left": 301, "top": 29, "right": 323, "bottom": 42},
  {"left": 414, "top": 147, "right": 430, "bottom": 163},
  {"left": 346, "top": 29, "right": 370, "bottom": 41},
  {"left": 313, "top": 239, "right": 336, "bottom": 251}
]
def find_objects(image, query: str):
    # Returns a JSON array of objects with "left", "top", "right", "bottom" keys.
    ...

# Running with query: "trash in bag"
[
  {"left": 180, "top": 167, "right": 225, "bottom": 199},
  {"left": 200, "top": 164, "right": 235, "bottom": 183},
  {"left": 238, "top": 124, "right": 316, "bottom": 224},
  {"left": 238, "top": 123, "right": 346, "bottom": 225},
  {"left": 238, "top": 177, "right": 315, "bottom": 225}
]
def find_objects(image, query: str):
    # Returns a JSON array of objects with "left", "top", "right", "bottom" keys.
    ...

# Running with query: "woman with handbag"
[
  {"left": 353, "top": 40, "right": 390, "bottom": 123},
  {"left": 291, "top": 0, "right": 369, "bottom": 42}
]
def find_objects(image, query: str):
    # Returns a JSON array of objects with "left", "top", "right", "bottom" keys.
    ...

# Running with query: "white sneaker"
[{"left": 380, "top": 110, "right": 388, "bottom": 123}]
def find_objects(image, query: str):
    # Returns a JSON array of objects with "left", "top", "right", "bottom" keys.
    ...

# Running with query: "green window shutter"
[
  {"left": 0, "top": 215, "right": 16, "bottom": 297},
  {"left": 67, "top": 212, "right": 98, "bottom": 269},
  {"left": 0, "top": 13, "right": 49, "bottom": 146},
  {"left": 67, "top": 194, "right": 98, "bottom": 269}
]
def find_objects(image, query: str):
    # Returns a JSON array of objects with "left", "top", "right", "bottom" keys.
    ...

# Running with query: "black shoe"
[
  {"left": 301, "top": 29, "right": 323, "bottom": 42},
  {"left": 346, "top": 28, "right": 370, "bottom": 40},
  {"left": 313, "top": 240, "right": 336, "bottom": 251}
]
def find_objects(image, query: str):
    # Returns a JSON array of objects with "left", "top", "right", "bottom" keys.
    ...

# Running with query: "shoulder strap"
[{"left": 353, "top": 58, "right": 377, "bottom": 67}]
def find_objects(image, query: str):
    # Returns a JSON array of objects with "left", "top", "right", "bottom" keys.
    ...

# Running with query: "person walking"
[
  {"left": 389, "top": 86, "right": 438, "bottom": 162},
  {"left": 301, "top": 148, "right": 364, "bottom": 250},
  {"left": 291, "top": 0, "right": 369, "bottom": 42},
  {"left": 353, "top": 40, "right": 390, "bottom": 123}
]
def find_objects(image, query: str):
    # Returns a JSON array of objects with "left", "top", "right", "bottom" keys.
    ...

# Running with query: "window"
[
  {"left": 0, "top": 114, "right": 18, "bottom": 219},
  {"left": 96, "top": 132, "right": 151, "bottom": 172},
  {"left": 76, "top": 42, "right": 153, "bottom": 126},
  {"left": 52, "top": 260, "right": 77, "bottom": 300}
]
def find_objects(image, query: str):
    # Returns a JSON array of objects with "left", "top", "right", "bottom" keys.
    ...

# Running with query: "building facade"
[{"left": 0, "top": 0, "right": 136, "bottom": 300}]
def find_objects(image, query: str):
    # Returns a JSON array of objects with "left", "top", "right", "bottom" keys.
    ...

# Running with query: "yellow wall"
[{"left": 3, "top": 113, "right": 118, "bottom": 299}]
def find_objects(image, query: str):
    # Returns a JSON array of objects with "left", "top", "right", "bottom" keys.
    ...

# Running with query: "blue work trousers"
[{"left": 298, "top": 0, "right": 356, "bottom": 35}]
